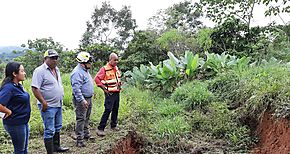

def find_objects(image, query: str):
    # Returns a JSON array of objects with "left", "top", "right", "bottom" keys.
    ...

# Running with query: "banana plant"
[
  {"left": 125, "top": 64, "right": 151, "bottom": 86},
  {"left": 148, "top": 52, "right": 182, "bottom": 92},
  {"left": 205, "top": 52, "right": 228, "bottom": 71},
  {"left": 183, "top": 51, "right": 199, "bottom": 79}
]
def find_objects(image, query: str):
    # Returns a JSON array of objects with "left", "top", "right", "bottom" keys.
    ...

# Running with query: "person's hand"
[
  {"left": 42, "top": 102, "right": 48, "bottom": 112},
  {"left": 82, "top": 100, "right": 89, "bottom": 109},
  {"left": 118, "top": 83, "right": 122, "bottom": 90},
  {"left": 104, "top": 89, "right": 109, "bottom": 93},
  {"left": 3, "top": 109, "right": 12, "bottom": 119},
  {"left": 102, "top": 86, "right": 109, "bottom": 93}
]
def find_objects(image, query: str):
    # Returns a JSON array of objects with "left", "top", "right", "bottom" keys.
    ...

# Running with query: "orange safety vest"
[{"left": 101, "top": 64, "right": 121, "bottom": 92}]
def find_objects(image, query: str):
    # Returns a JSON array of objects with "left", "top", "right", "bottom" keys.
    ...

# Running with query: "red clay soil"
[
  {"left": 110, "top": 131, "right": 144, "bottom": 154},
  {"left": 252, "top": 112, "right": 290, "bottom": 154}
]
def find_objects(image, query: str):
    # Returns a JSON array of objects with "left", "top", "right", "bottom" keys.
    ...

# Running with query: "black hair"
[{"left": 1, "top": 62, "right": 21, "bottom": 88}]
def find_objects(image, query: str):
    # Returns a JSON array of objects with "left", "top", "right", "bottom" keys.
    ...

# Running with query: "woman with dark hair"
[{"left": 0, "top": 62, "right": 31, "bottom": 154}]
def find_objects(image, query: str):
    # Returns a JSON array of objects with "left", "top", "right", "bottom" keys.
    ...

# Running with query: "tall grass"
[{"left": 210, "top": 63, "right": 290, "bottom": 127}]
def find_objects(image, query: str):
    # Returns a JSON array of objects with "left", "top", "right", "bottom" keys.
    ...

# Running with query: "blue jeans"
[
  {"left": 38, "top": 105, "right": 62, "bottom": 139},
  {"left": 4, "top": 123, "right": 29, "bottom": 154}
]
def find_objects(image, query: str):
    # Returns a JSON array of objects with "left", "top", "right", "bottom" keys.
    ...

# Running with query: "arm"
[
  {"left": 31, "top": 68, "right": 48, "bottom": 111},
  {"left": 0, "top": 85, "right": 13, "bottom": 118},
  {"left": 71, "top": 72, "right": 88, "bottom": 108},
  {"left": 31, "top": 87, "right": 48, "bottom": 111},
  {"left": 0, "top": 104, "right": 11, "bottom": 119},
  {"left": 94, "top": 67, "right": 108, "bottom": 92}
]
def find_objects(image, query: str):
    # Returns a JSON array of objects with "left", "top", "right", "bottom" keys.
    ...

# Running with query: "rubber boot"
[
  {"left": 53, "top": 132, "right": 69, "bottom": 152},
  {"left": 44, "top": 138, "right": 54, "bottom": 154}
]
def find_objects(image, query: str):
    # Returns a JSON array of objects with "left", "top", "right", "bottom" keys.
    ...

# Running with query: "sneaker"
[
  {"left": 76, "top": 141, "right": 86, "bottom": 148},
  {"left": 96, "top": 129, "right": 106, "bottom": 137},
  {"left": 111, "top": 127, "right": 120, "bottom": 131}
]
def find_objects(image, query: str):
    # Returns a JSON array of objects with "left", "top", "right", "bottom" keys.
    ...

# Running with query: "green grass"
[{"left": 2, "top": 63, "right": 290, "bottom": 153}]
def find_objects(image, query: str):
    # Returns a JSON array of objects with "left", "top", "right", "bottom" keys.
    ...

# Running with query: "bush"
[
  {"left": 171, "top": 81, "right": 213, "bottom": 110},
  {"left": 191, "top": 102, "right": 252, "bottom": 149},
  {"left": 209, "top": 63, "right": 290, "bottom": 129},
  {"left": 155, "top": 99, "right": 184, "bottom": 117},
  {"left": 152, "top": 115, "right": 191, "bottom": 141}
]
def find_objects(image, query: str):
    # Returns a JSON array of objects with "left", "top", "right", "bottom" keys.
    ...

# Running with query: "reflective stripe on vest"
[{"left": 102, "top": 64, "right": 121, "bottom": 92}]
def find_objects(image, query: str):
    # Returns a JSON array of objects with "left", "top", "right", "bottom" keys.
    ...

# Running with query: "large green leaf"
[{"left": 184, "top": 51, "right": 199, "bottom": 77}]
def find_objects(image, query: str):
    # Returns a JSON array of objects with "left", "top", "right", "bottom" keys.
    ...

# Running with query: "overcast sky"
[
  {"left": 0, "top": 0, "right": 288, "bottom": 50},
  {"left": 0, "top": 0, "right": 186, "bottom": 49}
]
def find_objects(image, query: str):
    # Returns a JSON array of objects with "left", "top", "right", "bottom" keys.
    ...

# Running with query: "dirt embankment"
[
  {"left": 252, "top": 112, "right": 290, "bottom": 154},
  {"left": 109, "top": 131, "right": 144, "bottom": 154}
]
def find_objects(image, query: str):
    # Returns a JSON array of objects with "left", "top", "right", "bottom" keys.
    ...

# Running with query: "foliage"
[
  {"left": 14, "top": 50, "right": 44, "bottom": 77},
  {"left": 171, "top": 81, "right": 213, "bottom": 111},
  {"left": 202, "top": 52, "right": 251, "bottom": 77},
  {"left": 155, "top": 100, "right": 184, "bottom": 118},
  {"left": 210, "top": 18, "right": 264, "bottom": 56},
  {"left": 209, "top": 63, "right": 290, "bottom": 128},
  {"left": 152, "top": 116, "right": 191, "bottom": 140},
  {"left": 182, "top": 51, "right": 199, "bottom": 79},
  {"left": 125, "top": 51, "right": 187, "bottom": 93},
  {"left": 201, "top": 0, "right": 290, "bottom": 26},
  {"left": 192, "top": 102, "right": 252, "bottom": 149},
  {"left": 193, "top": 28, "right": 213, "bottom": 52},
  {"left": 120, "top": 30, "right": 167, "bottom": 72},
  {"left": 156, "top": 29, "right": 188, "bottom": 56},
  {"left": 262, "top": 23, "right": 290, "bottom": 62},
  {"left": 125, "top": 51, "right": 251, "bottom": 93},
  {"left": 148, "top": 1, "right": 204, "bottom": 34},
  {"left": 0, "top": 63, "right": 6, "bottom": 79},
  {"left": 85, "top": 43, "right": 118, "bottom": 71},
  {"left": 58, "top": 51, "right": 78, "bottom": 74},
  {"left": 14, "top": 37, "right": 76, "bottom": 76},
  {"left": 24, "top": 37, "right": 65, "bottom": 53},
  {"left": 209, "top": 18, "right": 290, "bottom": 62},
  {"left": 80, "top": 1, "right": 137, "bottom": 50},
  {"left": 124, "top": 51, "right": 194, "bottom": 92}
]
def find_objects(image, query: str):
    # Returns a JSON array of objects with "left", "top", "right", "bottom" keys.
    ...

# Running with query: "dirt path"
[{"left": 27, "top": 127, "right": 141, "bottom": 154}]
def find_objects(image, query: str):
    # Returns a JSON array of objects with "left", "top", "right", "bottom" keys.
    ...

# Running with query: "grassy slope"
[{"left": 1, "top": 63, "right": 290, "bottom": 153}]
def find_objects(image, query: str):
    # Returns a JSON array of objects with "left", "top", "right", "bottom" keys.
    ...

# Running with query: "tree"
[
  {"left": 209, "top": 18, "right": 268, "bottom": 58},
  {"left": 85, "top": 43, "right": 117, "bottom": 70},
  {"left": 25, "top": 37, "right": 65, "bottom": 53},
  {"left": 80, "top": 2, "right": 137, "bottom": 50},
  {"left": 148, "top": 1, "right": 204, "bottom": 35},
  {"left": 200, "top": 0, "right": 290, "bottom": 27},
  {"left": 156, "top": 29, "right": 188, "bottom": 56},
  {"left": 15, "top": 37, "right": 75, "bottom": 76},
  {"left": 120, "top": 30, "right": 167, "bottom": 72}
]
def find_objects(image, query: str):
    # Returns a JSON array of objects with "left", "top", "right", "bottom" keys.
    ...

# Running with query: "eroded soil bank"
[
  {"left": 109, "top": 131, "right": 144, "bottom": 154},
  {"left": 252, "top": 112, "right": 290, "bottom": 154}
]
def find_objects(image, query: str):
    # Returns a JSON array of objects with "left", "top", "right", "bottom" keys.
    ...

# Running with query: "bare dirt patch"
[
  {"left": 27, "top": 128, "right": 144, "bottom": 154},
  {"left": 108, "top": 130, "right": 144, "bottom": 154},
  {"left": 252, "top": 112, "right": 290, "bottom": 154}
]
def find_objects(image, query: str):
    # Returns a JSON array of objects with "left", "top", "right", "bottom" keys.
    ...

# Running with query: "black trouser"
[{"left": 98, "top": 92, "right": 119, "bottom": 130}]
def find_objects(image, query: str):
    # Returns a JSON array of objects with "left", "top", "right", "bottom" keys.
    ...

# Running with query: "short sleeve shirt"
[
  {"left": 0, "top": 82, "right": 31, "bottom": 125},
  {"left": 31, "top": 63, "right": 64, "bottom": 107}
]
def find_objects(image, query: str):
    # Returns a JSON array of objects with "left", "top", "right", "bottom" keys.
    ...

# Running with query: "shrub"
[
  {"left": 171, "top": 81, "right": 213, "bottom": 110},
  {"left": 155, "top": 99, "right": 184, "bottom": 117},
  {"left": 209, "top": 63, "right": 290, "bottom": 129},
  {"left": 152, "top": 115, "right": 191, "bottom": 141},
  {"left": 191, "top": 102, "right": 252, "bottom": 149}
]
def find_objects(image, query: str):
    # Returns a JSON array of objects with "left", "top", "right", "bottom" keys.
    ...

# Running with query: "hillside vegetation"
[{"left": 0, "top": 0, "right": 289, "bottom": 153}]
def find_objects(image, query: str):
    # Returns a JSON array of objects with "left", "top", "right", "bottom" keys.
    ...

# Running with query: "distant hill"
[{"left": 0, "top": 46, "right": 26, "bottom": 62}]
